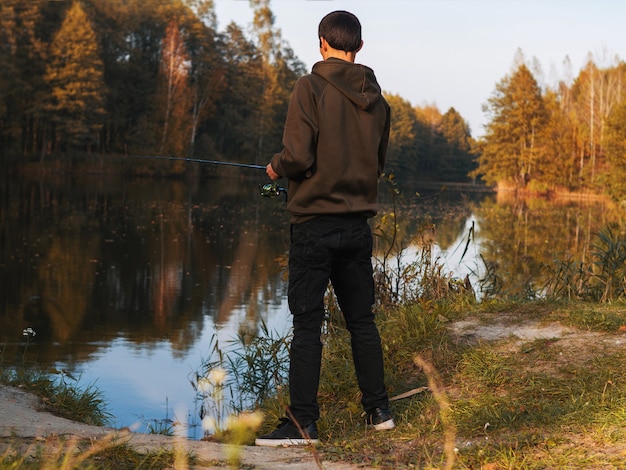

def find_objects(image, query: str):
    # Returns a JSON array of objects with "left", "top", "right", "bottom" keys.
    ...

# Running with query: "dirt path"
[{"left": 0, "top": 385, "right": 360, "bottom": 469}]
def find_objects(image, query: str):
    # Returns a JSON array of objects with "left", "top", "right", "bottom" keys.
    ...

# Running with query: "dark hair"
[{"left": 318, "top": 10, "right": 361, "bottom": 52}]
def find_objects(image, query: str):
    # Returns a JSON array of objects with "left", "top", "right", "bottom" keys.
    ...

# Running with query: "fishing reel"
[{"left": 259, "top": 181, "right": 287, "bottom": 200}]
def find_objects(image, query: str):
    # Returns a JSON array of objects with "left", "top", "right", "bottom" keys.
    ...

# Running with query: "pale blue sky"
[{"left": 214, "top": 0, "right": 625, "bottom": 137}]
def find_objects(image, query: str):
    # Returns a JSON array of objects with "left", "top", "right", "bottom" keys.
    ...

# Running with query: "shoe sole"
[
  {"left": 255, "top": 437, "right": 319, "bottom": 447},
  {"left": 372, "top": 418, "right": 396, "bottom": 431}
]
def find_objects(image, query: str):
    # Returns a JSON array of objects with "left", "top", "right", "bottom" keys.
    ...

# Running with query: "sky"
[{"left": 213, "top": 0, "right": 626, "bottom": 138}]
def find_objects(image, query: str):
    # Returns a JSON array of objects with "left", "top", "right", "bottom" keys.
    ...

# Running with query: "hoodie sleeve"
[
  {"left": 378, "top": 98, "right": 391, "bottom": 176},
  {"left": 270, "top": 77, "right": 318, "bottom": 180}
]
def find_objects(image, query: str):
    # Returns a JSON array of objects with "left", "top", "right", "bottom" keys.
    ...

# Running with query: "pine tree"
[
  {"left": 439, "top": 107, "right": 476, "bottom": 181},
  {"left": 211, "top": 23, "right": 265, "bottom": 159},
  {"left": 44, "top": 1, "right": 106, "bottom": 152},
  {"left": 248, "top": 0, "right": 304, "bottom": 162},
  {"left": 475, "top": 62, "right": 547, "bottom": 189},
  {"left": 415, "top": 104, "right": 444, "bottom": 178},
  {"left": 385, "top": 94, "right": 420, "bottom": 177},
  {"left": 536, "top": 88, "right": 578, "bottom": 190}
]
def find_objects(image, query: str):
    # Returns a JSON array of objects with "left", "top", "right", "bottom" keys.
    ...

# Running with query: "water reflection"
[
  {"left": 472, "top": 191, "right": 621, "bottom": 297},
  {"left": 0, "top": 172, "right": 621, "bottom": 437},
  {"left": 1, "top": 170, "right": 292, "bottom": 436}
]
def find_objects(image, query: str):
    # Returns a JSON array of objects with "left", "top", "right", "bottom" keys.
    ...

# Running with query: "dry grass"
[
  {"left": 0, "top": 435, "right": 182, "bottom": 470},
  {"left": 313, "top": 300, "right": 626, "bottom": 469}
]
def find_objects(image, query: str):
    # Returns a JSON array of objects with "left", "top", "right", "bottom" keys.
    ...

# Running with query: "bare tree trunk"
[
  {"left": 589, "top": 73, "right": 595, "bottom": 183},
  {"left": 160, "top": 32, "right": 176, "bottom": 154}
]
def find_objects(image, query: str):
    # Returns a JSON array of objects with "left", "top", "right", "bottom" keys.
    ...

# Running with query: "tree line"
[
  {"left": 5, "top": 0, "right": 626, "bottom": 193},
  {"left": 474, "top": 49, "right": 626, "bottom": 200},
  {"left": 0, "top": 0, "right": 477, "bottom": 182},
  {"left": 0, "top": 0, "right": 303, "bottom": 167}
]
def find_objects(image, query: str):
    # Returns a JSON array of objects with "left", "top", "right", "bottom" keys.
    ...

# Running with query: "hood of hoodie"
[{"left": 311, "top": 58, "right": 382, "bottom": 111}]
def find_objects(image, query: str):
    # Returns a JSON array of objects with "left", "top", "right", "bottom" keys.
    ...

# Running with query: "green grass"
[
  {"left": 209, "top": 256, "right": 626, "bottom": 468},
  {"left": 0, "top": 367, "right": 111, "bottom": 427},
  {"left": 265, "top": 299, "right": 626, "bottom": 469},
  {"left": 557, "top": 302, "right": 626, "bottom": 332}
]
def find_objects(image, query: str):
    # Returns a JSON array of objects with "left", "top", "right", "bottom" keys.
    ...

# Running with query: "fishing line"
[
  {"left": 127, "top": 154, "right": 287, "bottom": 200},
  {"left": 128, "top": 154, "right": 266, "bottom": 170}
]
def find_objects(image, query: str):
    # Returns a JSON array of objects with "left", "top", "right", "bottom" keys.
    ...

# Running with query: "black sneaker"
[
  {"left": 255, "top": 418, "right": 319, "bottom": 447},
  {"left": 366, "top": 407, "right": 396, "bottom": 431}
]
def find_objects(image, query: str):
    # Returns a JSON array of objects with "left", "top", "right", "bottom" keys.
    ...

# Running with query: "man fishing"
[{"left": 256, "top": 10, "right": 394, "bottom": 446}]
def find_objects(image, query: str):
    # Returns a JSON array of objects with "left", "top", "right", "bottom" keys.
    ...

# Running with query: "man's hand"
[{"left": 266, "top": 163, "right": 279, "bottom": 181}]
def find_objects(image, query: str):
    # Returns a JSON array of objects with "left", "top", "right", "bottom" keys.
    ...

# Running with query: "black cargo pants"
[{"left": 286, "top": 214, "right": 389, "bottom": 425}]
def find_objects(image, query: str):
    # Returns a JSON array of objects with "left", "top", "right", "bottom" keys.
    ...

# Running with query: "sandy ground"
[{"left": 0, "top": 384, "right": 361, "bottom": 469}]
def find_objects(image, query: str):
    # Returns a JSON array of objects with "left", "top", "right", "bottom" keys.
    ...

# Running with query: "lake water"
[{"left": 0, "top": 169, "right": 618, "bottom": 438}]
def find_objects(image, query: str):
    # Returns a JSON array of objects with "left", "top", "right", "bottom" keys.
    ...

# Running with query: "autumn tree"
[
  {"left": 0, "top": 2, "right": 47, "bottom": 156},
  {"left": 265, "top": 45, "right": 305, "bottom": 151},
  {"left": 570, "top": 58, "right": 625, "bottom": 188},
  {"left": 248, "top": 0, "right": 304, "bottom": 162},
  {"left": 85, "top": 0, "right": 165, "bottom": 154},
  {"left": 250, "top": 0, "right": 277, "bottom": 162},
  {"left": 0, "top": 5, "right": 18, "bottom": 153},
  {"left": 385, "top": 97, "right": 477, "bottom": 182},
  {"left": 414, "top": 103, "right": 443, "bottom": 177},
  {"left": 206, "top": 2, "right": 303, "bottom": 163},
  {"left": 438, "top": 107, "right": 477, "bottom": 181},
  {"left": 603, "top": 99, "right": 626, "bottom": 200},
  {"left": 182, "top": 1, "right": 226, "bottom": 157},
  {"left": 156, "top": 20, "right": 192, "bottom": 160},
  {"left": 384, "top": 94, "right": 420, "bottom": 177},
  {"left": 475, "top": 60, "right": 547, "bottom": 189},
  {"left": 44, "top": 1, "right": 106, "bottom": 153},
  {"left": 210, "top": 23, "right": 265, "bottom": 160},
  {"left": 536, "top": 87, "right": 578, "bottom": 190}
]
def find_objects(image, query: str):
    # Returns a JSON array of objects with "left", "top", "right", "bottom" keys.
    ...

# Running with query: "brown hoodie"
[{"left": 270, "top": 57, "right": 390, "bottom": 223}]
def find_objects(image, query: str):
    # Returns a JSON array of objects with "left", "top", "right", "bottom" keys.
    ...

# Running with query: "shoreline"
[{"left": 0, "top": 384, "right": 362, "bottom": 469}]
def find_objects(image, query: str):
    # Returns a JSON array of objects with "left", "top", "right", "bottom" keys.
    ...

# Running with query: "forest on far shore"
[
  {"left": 0, "top": 0, "right": 478, "bottom": 183},
  {"left": 2, "top": 0, "right": 626, "bottom": 198}
]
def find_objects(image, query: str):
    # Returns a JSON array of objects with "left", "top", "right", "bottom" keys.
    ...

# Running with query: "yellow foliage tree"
[{"left": 44, "top": 1, "right": 106, "bottom": 153}]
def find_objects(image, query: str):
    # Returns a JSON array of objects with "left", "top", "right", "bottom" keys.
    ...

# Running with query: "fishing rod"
[
  {"left": 130, "top": 154, "right": 266, "bottom": 170},
  {"left": 129, "top": 154, "right": 287, "bottom": 200}
]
